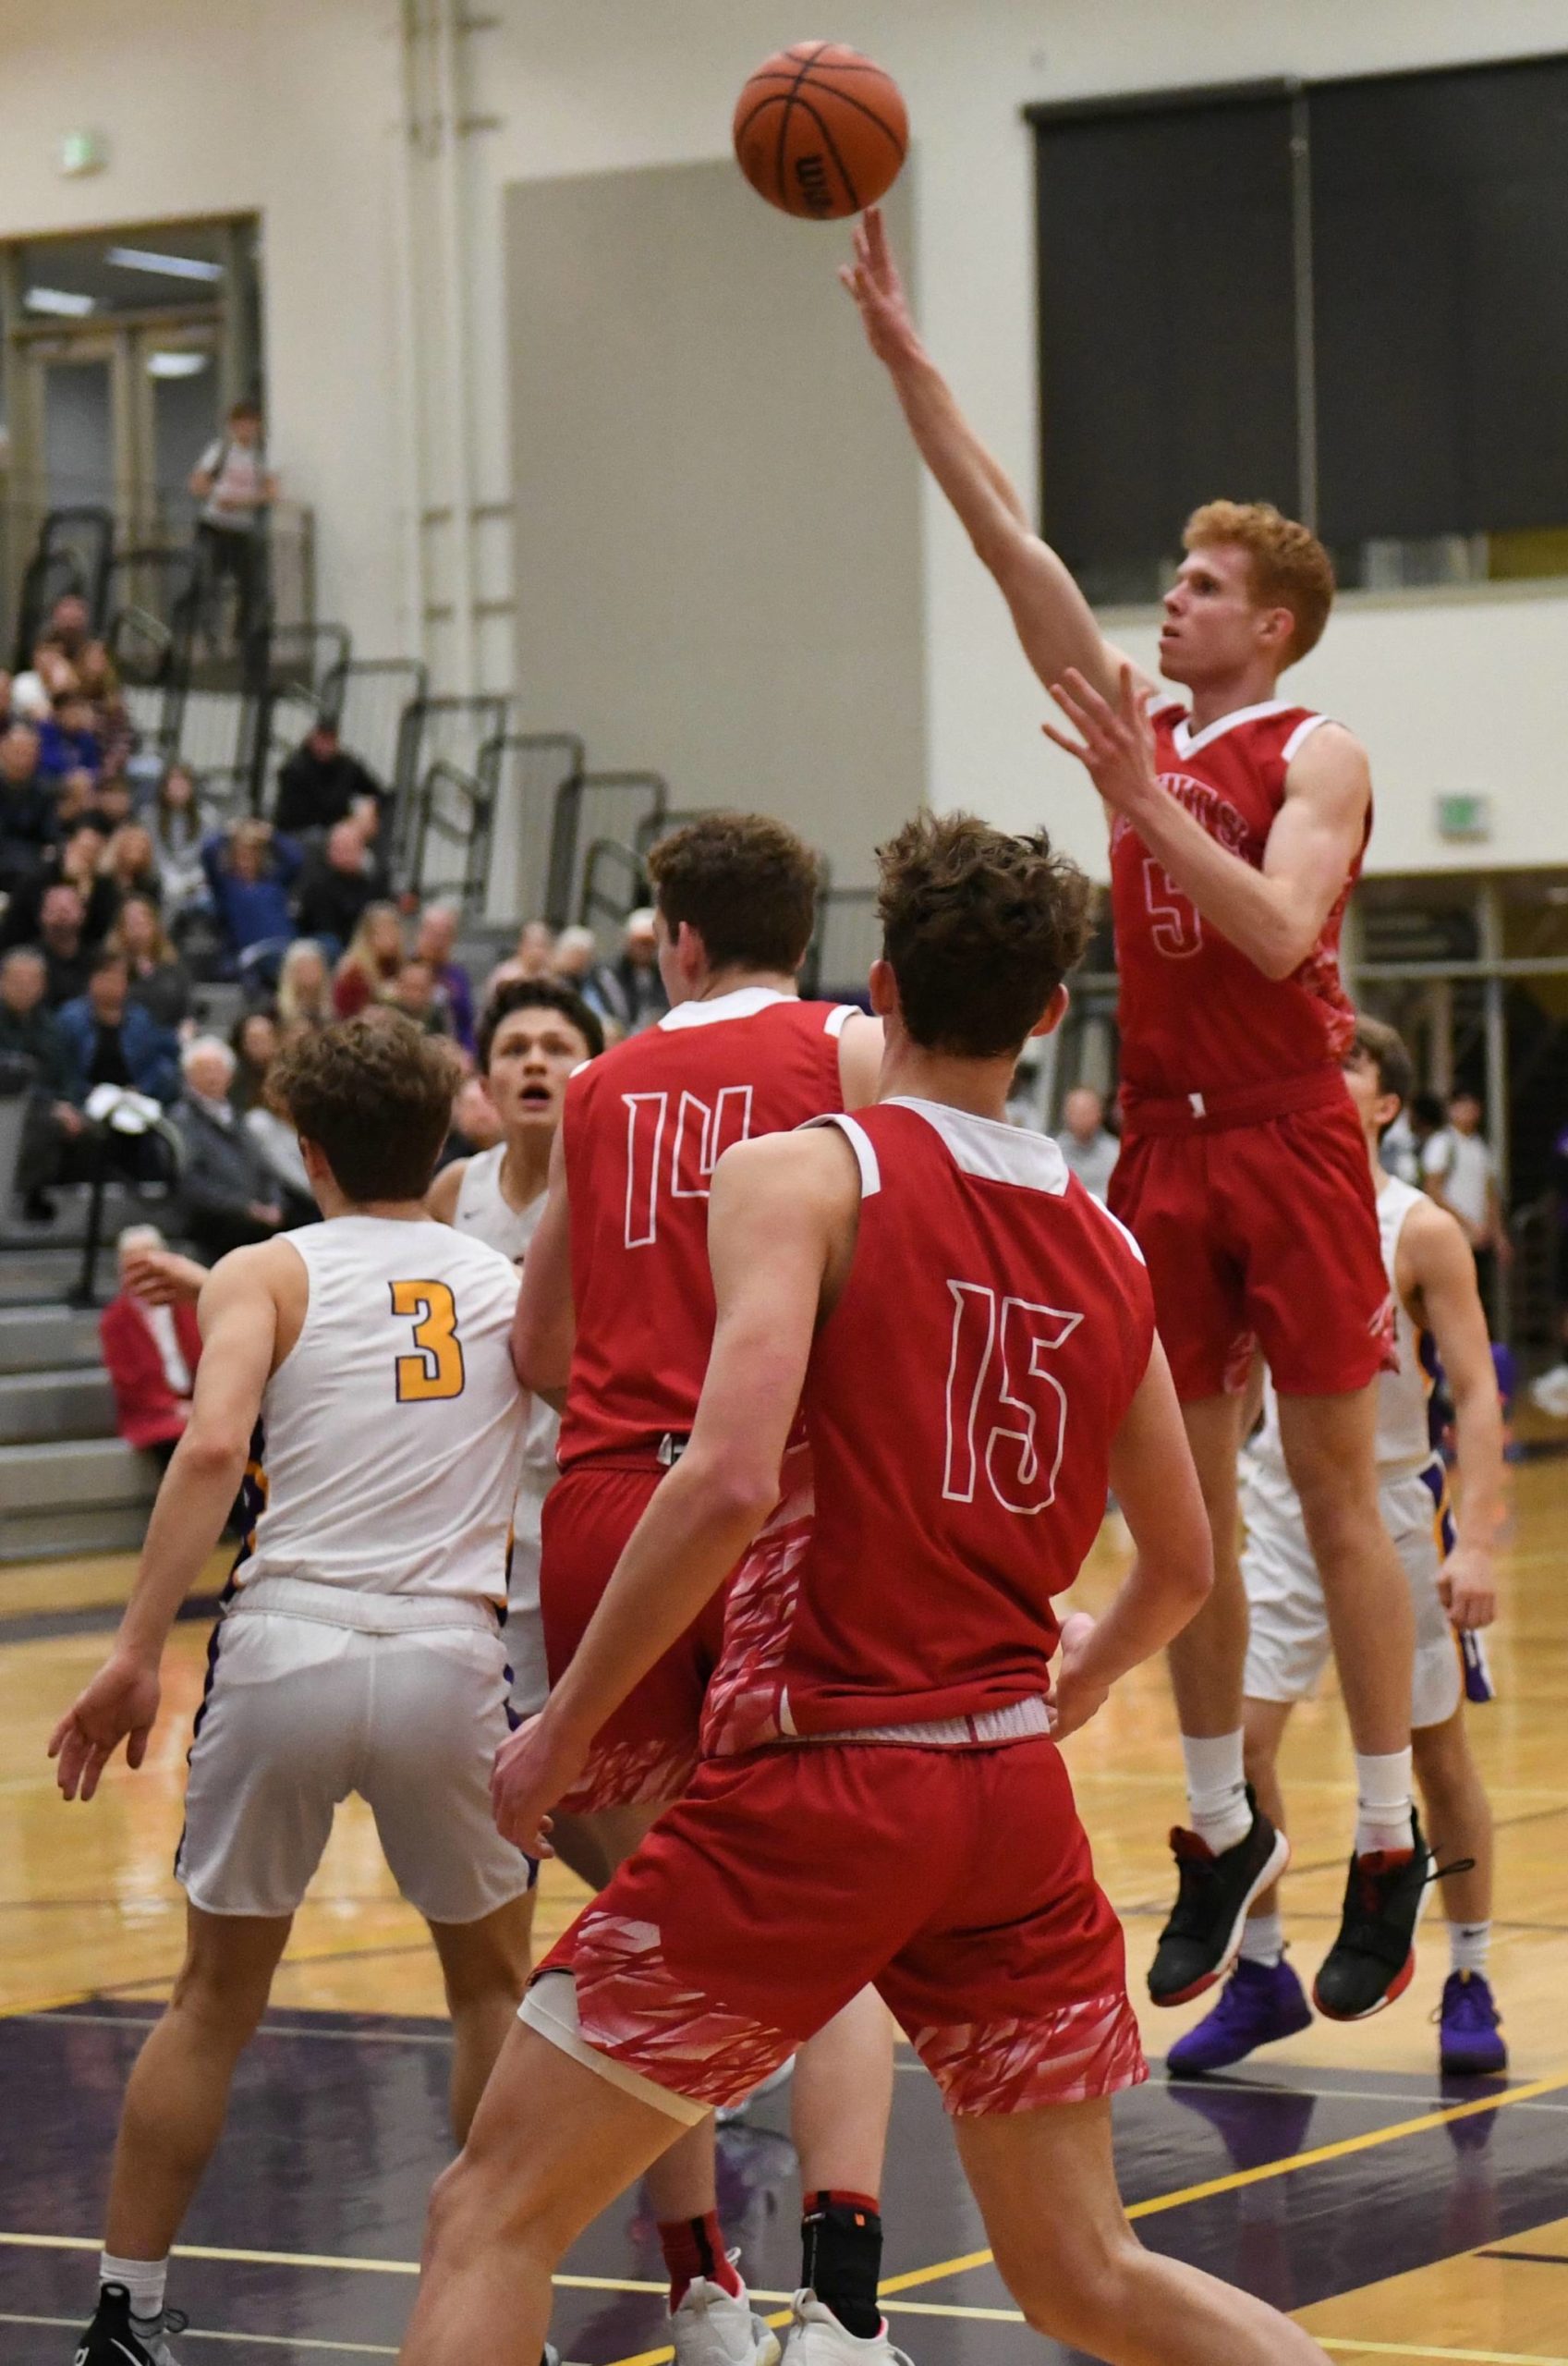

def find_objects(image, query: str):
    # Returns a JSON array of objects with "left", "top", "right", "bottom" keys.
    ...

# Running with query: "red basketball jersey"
[
  {"left": 703, "top": 1098, "right": 1155, "bottom": 1754},
  {"left": 558, "top": 988, "right": 856, "bottom": 1470},
  {"left": 1111, "top": 700, "right": 1366, "bottom": 1104}
]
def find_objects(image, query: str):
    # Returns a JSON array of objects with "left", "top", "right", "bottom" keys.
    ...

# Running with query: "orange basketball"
[{"left": 733, "top": 42, "right": 908, "bottom": 222}]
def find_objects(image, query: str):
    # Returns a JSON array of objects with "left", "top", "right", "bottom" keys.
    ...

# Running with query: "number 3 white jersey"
[{"left": 240, "top": 1214, "right": 525, "bottom": 1604}]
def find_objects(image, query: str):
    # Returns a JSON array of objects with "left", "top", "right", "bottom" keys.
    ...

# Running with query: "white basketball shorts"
[
  {"left": 1240, "top": 1453, "right": 1463, "bottom": 1732},
  {"left": 176, "top": 1575, "right": 537, "bottom": 1921},
  {"left": 504, "top": 1474, "right": 551, "bottom": 1723}
]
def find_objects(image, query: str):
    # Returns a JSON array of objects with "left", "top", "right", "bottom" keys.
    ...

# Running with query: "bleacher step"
[
  {"left": 0, "top": 1436, "right": 159, "bottom": 1514},
  {"left": 0, "top": 1305, "right": 104, "bottom": 1374},
  {"left": 0, "top": 1250, "right": 91, "bottom": 1303},
  {"left": 0, "top": 1368, "right": 115, "bottom": 1445},
  {"left": 0, "top": 1504, "right": 155, "bottom": 1563}
]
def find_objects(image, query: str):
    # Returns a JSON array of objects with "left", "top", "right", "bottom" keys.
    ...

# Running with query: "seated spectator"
[
  {"left": 588, "top": 906, "right": 668, "bottom": 1034},
  {"left": 443, "top": 1071, "right": 504, "bottom": 1163},
  {"left": 150, "top": 766, "right": 211, "bottom": 918},
  {"left": 0, "top": 724, "right": 55, "bottom": 895},
  {"left": 385, "top": 957, "right": 450, "bottom": 1036},
  {"left": 99, "top": 1225, "right": 204, "bottom": 1463},
  {"left": 108, "top": 896, "right": 192, "bottom": 1032},
  {"left": 273, "top": 717, "right": 383, "bottom": 837},
  {"left": 201, "top": 818, "right": 302, "bottom": 981},
  {"left": 244, "top": 1092, "right": 316, "bottom": 1226},
  {"left": 484, "top": 918, "right": 557, "bottom": 1000},
  {"left": 230, "top": 1009, "right": 279, "bottom": 1113},
  {"left": 413, "top": 902, "right": 475, "bottom": 1053},
  {"left": 37, "top": 688, "right": 103, "bottom": 788},
  {"left": 56, "top": 952, "right": 181, "bottom": 1108},
  {"left": 76, "top": 641, "right": 132, "bottom": 776},
  {"left": 1054, "top": 1084, "right": 1120, "bottom": 1203},
  {"left": 275, "top": 937, "right": 334, "bottom": 1031},
  {"left": 333, "top": 902, "right": 404, "bottom": 1016},
  {"left": 5, "top": 823, "right": 118, "bottom": 952},
  {"left": 43, "top": 592, "right": 92, "bottom": 665},
  {"left": 0, "top": 945, "right": 84, "bottom": 1217},
  {"left": 103, "top": 823, "right": 162, "bottom": 912},
  {"left": 552, "top": 923, "right": 598, "bottom": 986},
  {"left": 293, "top": 815, "right": 379, "bottom": 949},
  {"left": 171, "top": 1034, "right": 286, "bottom": 1261},
  {"left": 33, "top": 885, "right": 96, "bottom": 1007},
  {"left": 86, "top": 775, "right": 135, "bottom": 839}
]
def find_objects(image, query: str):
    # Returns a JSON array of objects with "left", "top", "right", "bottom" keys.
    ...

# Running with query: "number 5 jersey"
[
  {"left": 238, "top": 1214, "right": 526, "bottom": 1604},
  {"left": 702, "top": 1097, "right": 1155, "bottom": 1758}
]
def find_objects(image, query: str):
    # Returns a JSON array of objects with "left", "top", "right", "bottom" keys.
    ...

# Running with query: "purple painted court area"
[{"left": 4, "top": 2002, "right": 1566, "bottom": 2364}]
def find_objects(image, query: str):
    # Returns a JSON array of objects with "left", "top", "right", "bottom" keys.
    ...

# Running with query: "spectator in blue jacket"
[
  {"left": 36, "top": 689, "right": 103, "bottom": 787},
  {"left": 201, "top": 818, "right": 302, "bottom": 982},
  {"left": 56, "top": 952, "right": 181, "bottom": 1108}
]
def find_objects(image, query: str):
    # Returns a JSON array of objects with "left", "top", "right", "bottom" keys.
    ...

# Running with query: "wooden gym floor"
[{"left": 3, "top": 1443, "right": 1567, "bottom": 2365}]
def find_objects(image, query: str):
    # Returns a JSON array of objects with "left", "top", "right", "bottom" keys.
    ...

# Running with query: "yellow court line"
[
  {"left": 1318, "top": 2347, "right": 1568, "bottom": 2364},
  {"left": 0, "top": 2233, "right": 660, "bottom": 2294}
]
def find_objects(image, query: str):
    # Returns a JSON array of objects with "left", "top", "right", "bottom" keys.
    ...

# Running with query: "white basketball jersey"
[
  {"left": 1254, "top": 1173, "right": 1436, "bottom": 1479},
  {"left": 453, "top": 1145, "right": 557, "bottom": 1494},
  {"left": 240, "top": 1215, "right": 525, "bottom": 1603}
]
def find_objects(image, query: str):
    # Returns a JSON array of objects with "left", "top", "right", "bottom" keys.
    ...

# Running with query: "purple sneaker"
[
  {"left": 1438, "top": 1971, "right": 1507, "bottom": 2077},
  {"left": 1165, "top": 1957, "right": 1313, "bottom": 2079}
]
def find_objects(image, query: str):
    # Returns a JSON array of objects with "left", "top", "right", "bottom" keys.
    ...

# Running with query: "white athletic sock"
[
  {"left": 1240, "top": 1910, "right": 1285, "bottom": 1969},
  {"left": 1450, "top": 1921, "right": 1491, "bottom": 1977},
  {"left": 1180, "top": 1731, "right": 1252, "bottom": 1854},
  {"left": 100, "top": 2252, "right": 168, "bottom": 2324},
  {"left": 1353, "top": 1750, "right": 1415, "bottom": 1856}
]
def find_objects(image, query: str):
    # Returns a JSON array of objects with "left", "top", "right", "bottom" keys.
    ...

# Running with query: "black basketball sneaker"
[
  {"left": 1149, "top": 1788, "right": 1291, "bottom": 2006},
  {"left": 1314, "top": 1809, "right": 1432, "bottom": 2021},
  {"left": 73, "top": 2283, "right": 187, "bottom": 2366}
]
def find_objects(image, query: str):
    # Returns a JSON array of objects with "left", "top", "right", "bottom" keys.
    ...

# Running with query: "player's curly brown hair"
[
  {"left": 647, "top": 811, "right": 821, "bottom": 976},
  {"left": 1184, "top": 500, "right": 1336, "bottom": 663},
  {"left": 877, "top": 812, "right": 1094, "bottom": 1059},
  {"left": 267, "top": 1011, "right": 459, "bottom": 1202}
]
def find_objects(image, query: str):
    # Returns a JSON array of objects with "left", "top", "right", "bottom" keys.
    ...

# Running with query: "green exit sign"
[
  {"left": 58, "top": 128, "right": 107, "bottom": 177},
  {"left": 1435, "top": 793, "right": 1490, "bottom": 843}
]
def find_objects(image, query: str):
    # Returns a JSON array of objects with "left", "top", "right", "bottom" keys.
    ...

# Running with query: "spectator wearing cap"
[
  {"left": 273, "top": 717, "right": 384, "bottom": 837},
  {"left": 171, "top": 1034, "right": 285, "bottom": 1261},
  {"left": 100, "top": 1225, "right": 205, "bottom": 1462}
]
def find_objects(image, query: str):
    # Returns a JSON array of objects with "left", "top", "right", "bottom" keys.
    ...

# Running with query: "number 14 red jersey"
[
  {"left": 558, "top": 988, "right": 856, "bottom": 1471},
  {"left": 1111, "top": 699, "right": 1367, "bottom": 1104}
]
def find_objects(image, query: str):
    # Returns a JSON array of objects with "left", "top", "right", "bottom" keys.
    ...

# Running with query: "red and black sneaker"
[
  {"left": 1148, "top": 1790, "right": 1290, "bottom": 2007},
  {"left": 1313, "top": 1811, "right": 1431, "bottom": 2022}
]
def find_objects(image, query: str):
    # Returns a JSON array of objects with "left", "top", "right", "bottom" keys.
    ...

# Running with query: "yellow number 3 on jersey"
[{"left": 389, "top": 1279, "right": 467, "bottom": 1402}]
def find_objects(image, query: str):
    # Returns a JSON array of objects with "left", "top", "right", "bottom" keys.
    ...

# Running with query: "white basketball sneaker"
[
  {"left": 780, "top": 2291, "right": 913, "bottom": 2366},
  {"left": 669, "top": 2275, "right": 782, "bottom": 2366}
]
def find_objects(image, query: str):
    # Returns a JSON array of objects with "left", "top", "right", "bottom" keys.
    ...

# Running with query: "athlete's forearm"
[
  {"left": 117, "top": 1431, "right": 249, "bottom": 1662},
  {"left": 1125, "top": 788, "right": 1317, "bottom": 981},
  {"left": 1071, "top": 1556, "right": 1211, "bottom": 1697},
  {"left": 542, "top": 1456, "right": 772, "bottom": 1746},
  {"left": 1448, "top": 1373, "right": 1505, "bottom": 1555}
]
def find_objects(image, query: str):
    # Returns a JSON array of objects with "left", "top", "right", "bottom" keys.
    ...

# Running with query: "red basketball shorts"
[
  {"left": 1110, "top": 1093, "right": 1393, "bottom": 1404},
  {"left": 540, "top": 1463, "right": 730, "bottom": 1815},
  {"left": 529, "top": 1734, "right": 1145, "bottom": 2118}
]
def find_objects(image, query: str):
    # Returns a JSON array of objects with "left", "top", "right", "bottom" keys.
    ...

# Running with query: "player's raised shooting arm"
[
  {"left": 48, "top": 1249, "right": 282, "bottom": 1803},
  {"left": 513, "top": 1126, "right": 573, "bottom": 1400},
  {"left": 840, "top": 208, "right": 1134, "bottom": 707},
  {"left": 1054, "top": 1338, "right": 1212, "bottom": 1735},
  {"left": 492, "top": 1131, "right": 857, "bottom": 1848},
  {"left": 1405, "top": 1201, "right": 1504, "bottom": 1629},
  {"left": 1048, "top": 675, "right": 1370, "bottom": 981}
]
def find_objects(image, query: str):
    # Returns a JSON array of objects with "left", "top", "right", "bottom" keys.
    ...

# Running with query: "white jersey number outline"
[
  {"left": 1142, "top": 856, "right": 1203, "bottom": 959},
  {"left": 942, "top": 1281, "right": 1083, "bottom": 1516},
  {"left": 622, "top": 1085, "right": 756, "bottom": 1249}
]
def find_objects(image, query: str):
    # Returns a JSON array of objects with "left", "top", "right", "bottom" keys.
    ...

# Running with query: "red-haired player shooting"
[
  {"left": 398, "top": 812, "right": 1332, "bottom": 2366},
  {"left": 513, "top": 813, "right": 895, "bottom": 2366},
  {"left": 843, "top": 209, "right": 1424, "bottom": 2023}
]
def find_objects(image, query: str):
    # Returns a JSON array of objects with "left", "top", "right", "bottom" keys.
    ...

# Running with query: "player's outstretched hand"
[
  {"left": 123, "top": 1246, "right": 209, "bottom": 1307},
  {"left": 1440, "top": 1543, "right": 1497, "bottom": 1631},
  {"left": 490, "top": 1713, "right": 588, "bottom": 1857},
  {"left": 837, "top": 206, "right": 920, "bottom": 368},
  {"left": 48, "top": 1652, "right": 161, "bottom": 1801},
  {"left": 1050, "top": 1610, "right": 1112, "bottom": 1740},
  {"left": 1043, "top": 665, "right": 1159, "bottom": 821}
]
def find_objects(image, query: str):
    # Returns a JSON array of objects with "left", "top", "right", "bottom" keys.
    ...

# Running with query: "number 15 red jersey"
[{"left": 557, "top": 987, "right": 857, "bottom": 1471}]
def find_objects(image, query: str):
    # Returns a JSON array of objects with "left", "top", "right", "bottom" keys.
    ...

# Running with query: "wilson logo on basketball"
[{"left": 795, "top": 153, "right": 834, "bottom": 215}]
